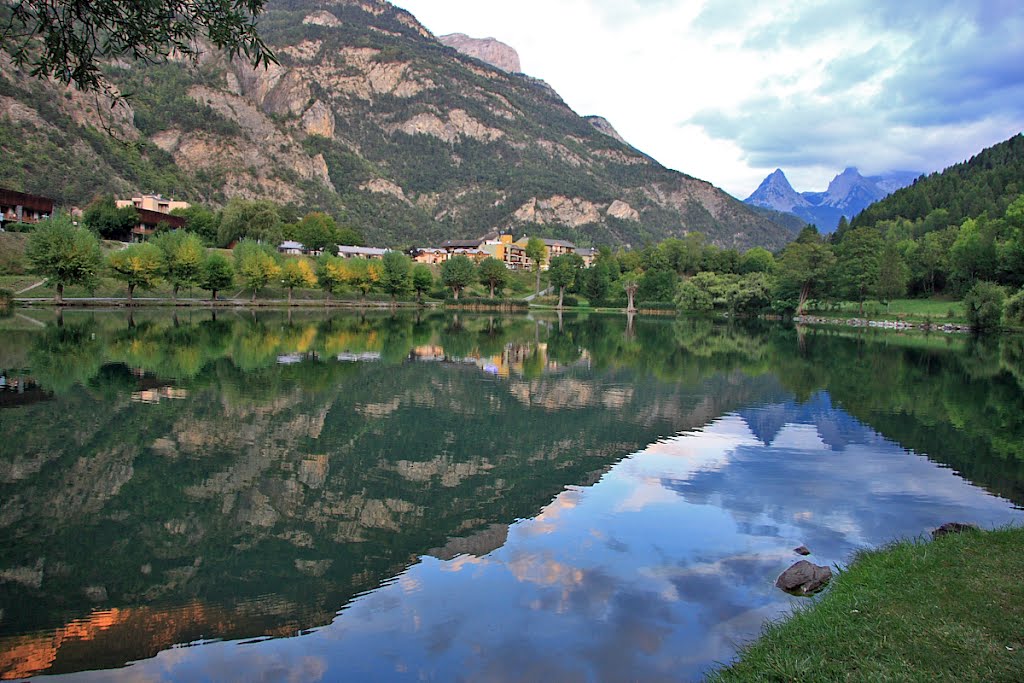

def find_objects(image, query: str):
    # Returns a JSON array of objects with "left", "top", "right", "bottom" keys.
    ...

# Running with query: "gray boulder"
[
  {"left": 932, "top": 522, "right": 980, "bottom": 539},
  {"left": 776, "top": 560, "right": 832, "bottom": 595}
]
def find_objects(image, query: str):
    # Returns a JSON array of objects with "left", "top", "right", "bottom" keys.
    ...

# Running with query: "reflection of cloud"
[
  {"left": 515, "top": 487, "right": 581, "bottom": 537},
  {"left": 613, "top": 478, "right": 679, "bottom": 512}
]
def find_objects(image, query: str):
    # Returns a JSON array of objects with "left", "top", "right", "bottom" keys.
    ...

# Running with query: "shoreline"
[{"left": 707, "top": 525, "right": 1024, "bottom": 682}]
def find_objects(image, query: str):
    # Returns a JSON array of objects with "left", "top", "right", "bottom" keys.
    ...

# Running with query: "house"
[
  {"left": 411, "top": 248, "right": 449, "bottom": 265},
  {"left": 0, "top": 188, "right": 54, "bottom": 228},
  {"left": 131, "top": 209, "right": 186, "bottom": 241},
  {"left": 116, "top": 194, "right": 190, "bottom": 214},
  {"left": 279, "top": 240, "right": 305, "bottom": 255},
  {"left": 451, "top": 247, "right": 488, "bottom": 262},
  {"left": 513, "top": 237, "right": 577, "bottom": 270},
  {"left": 337, "top": 245, "right": 389, "bottom": 260},
  {"left": 440, "top": 238, "right": 487, "bottom": 252},
  {"left": 503, "top": 242, "right": 531, "bottom": 270},
  {"left": 576, "top": 247, "right": 598, "bottom": 267}
]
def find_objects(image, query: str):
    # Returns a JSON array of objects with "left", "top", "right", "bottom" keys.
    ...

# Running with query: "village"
[{"left": 1, "top": 187, "right": 598, "bottom": 273}]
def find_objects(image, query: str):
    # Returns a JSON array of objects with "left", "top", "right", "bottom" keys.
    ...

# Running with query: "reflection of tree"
[{"left": 27, "top": 323, "right": 104, "bottom": 394}]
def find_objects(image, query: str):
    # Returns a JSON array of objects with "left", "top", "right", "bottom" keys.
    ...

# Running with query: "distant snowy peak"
[
  {"left": 745, "top": 169, "right": 810, "bottom": 213},
  {"left": 745, "top": 167, "right": 921, "bottom": 232}
]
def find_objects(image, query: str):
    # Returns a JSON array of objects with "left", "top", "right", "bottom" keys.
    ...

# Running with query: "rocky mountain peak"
[
  {"left": 745, "top": 168, "right": 808, "bottom": 213},
  {"left": 584, "top": 115, "right": 628, "bottom": 145},
  {"left": 439, "top": 33, "right": 522, "bottom": 73}
]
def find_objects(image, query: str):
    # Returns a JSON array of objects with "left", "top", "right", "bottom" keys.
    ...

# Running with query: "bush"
[
  {"left": 0, "top": 287, "right": 13, "bottom": 308},
  {"left": 636, "top": 301, "right": 677, "bottom": 311},
  {"left": 963, "top": 281, "right": 1006, "bottom": 331},
  {"left": 1004, "top": 288, "right": 1024, "bottom": 328}
]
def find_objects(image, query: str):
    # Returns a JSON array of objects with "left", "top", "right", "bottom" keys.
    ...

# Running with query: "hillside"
[
  {"left": 0, "top": 0, "right": 793, "bottom": 250},
  {"left": 851, "top": 133, "right": 1024, "bottom": 230},
  {"left": 746, "top": 167, "right": 919, "bottom": 232}
]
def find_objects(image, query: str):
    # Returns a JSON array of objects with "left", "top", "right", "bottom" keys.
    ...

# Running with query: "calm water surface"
[{"left": 1, "top": 310, "right": 1022, "bottom": 682}]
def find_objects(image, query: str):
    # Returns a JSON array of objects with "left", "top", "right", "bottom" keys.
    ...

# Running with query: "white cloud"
[{"left": 393, "top": 0, "right": 1024, "bottom": 197}]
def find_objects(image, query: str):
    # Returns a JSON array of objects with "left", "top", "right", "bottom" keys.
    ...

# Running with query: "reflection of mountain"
[
  {"left": 738, "top": 392, "right": 880, "bottom": 451},
  {"left": 0, "top": 312, "right": 785, "bottom": 678}
]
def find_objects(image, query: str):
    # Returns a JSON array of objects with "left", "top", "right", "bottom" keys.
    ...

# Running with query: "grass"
[
  {"left": 807, "top": 297, "right": 966, "bottom": 324},
  {"left": 708, "top": 526, "right": 1024, "bottom": 682}
]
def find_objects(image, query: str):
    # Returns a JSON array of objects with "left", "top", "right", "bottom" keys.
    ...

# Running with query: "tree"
[
  {"left": 26, "top": 215, "right": 102, "bottom": 304},
  {"left": 441, "top": 255, "right": 476, "bottom": 300},
  {"left": 875, "top": 241, "right": 909, "bottom": 306},
  {"left": 1003, "top": 287, "right": 1024, "bottom": 328},
  {"left": 316, "top": 255, "right": 347, "bottom": 299},
  {"left": 280, "top": 258, "right": 317, "bottom": 305},
  {"left": 380, "top": 251, "right": 412, "bottom": 303},
  {"left": 344, "top": 258, "right": 381, "bottom": 298},
  {"left": 337, "top": 225, "right": 365, "bottom": 247},
  {"left": 412, "top": 264, "right": 434, "bottom": 302},
  {"left": 637, "top": 268, "right": 677, "bottom": 303},
  {"left": 296, "top": 212, "right": 338, "bottom": 254},
  {"left": 83, "top": 195, "right": 137, "bottom": 239},
  {"left": 622, "top": 271, "right": 641, "bottom": 312},
  {"left": 172, "top": 206, "right": 220, "bottom": 246},
  {"left": 775, "top": 241, "right": 836, "bottom": 315},
  {"left": 739, "top": 247, "right": 775, "bottom": 274},
  {"left": 580, "top": 262, "right": 612, "bottom": 306},
  {"left": 834, "top": 227, "right": 883, "bottom": 314},
  {"left": 201, "top": 253, "right": 234, "bottom": 300},
  {"left": 477, "top": 257, "right": 509, "bottom": 299},
  {"left": 3, "top": 0, "right": 275, "bottom": 95},
  {"left": 233, "top": 239, "right": 281, "bottom": 302},
  {"left": 217, "top": 198, "right": 283, "bottom": 247},
  {"left": 548, "top": 253, "right": 584, "bottom": 309},
  {"left": 151, "top": 230, "right": 205, "bottom": 299},
  {"left": 107, "top": 242, "right": 162, "bottom": 303},
  {"left": 525, "top": 237, "right": 547, "bottom": 295},
  {"left": 963, "top": 281, "right": 1006, "bottom": 332}
]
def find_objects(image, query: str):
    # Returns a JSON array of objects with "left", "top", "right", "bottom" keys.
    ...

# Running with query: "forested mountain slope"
[{"left": 0, "top": 0, "right": 793, "bottom": 250}]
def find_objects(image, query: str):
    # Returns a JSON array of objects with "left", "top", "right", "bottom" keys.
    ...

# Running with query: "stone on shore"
[
  {"left": 932, "top": 522, "right": 981, "bottom": 539},
  {"left": 776, "top": 560, "right": 832, "bottom": 595}
]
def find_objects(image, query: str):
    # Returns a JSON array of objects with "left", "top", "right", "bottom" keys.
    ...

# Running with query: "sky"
[{"left": 393, "top": 0, "right": 1024, "bottom": 199}]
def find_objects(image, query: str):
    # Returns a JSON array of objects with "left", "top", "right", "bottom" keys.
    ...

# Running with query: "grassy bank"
[
  {"left": 806, "top": 297, "right": 967, "bottom": 324},
  {"left": 708, "top": 526, "right": 1024, "bottom": 682}
]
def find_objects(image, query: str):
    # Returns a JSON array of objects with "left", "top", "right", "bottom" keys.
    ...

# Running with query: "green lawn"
[
  {"left": 708, "top": 526, "right": 1024, "bottom": 682},
  {"left": 807, "top": 298, "right": 966, "bottom": 324}
]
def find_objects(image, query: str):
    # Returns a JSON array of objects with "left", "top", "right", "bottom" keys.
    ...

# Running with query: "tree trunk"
[
  {"left": 535, "top": 269, "right": 540, "bottom": 295},
  {"left": 252, "top": 288, "right": 257, "bottom": 303},
  {"left": 626, "top": 287, "right": 636, "bottom": 312},
  {"left": 454, "top": 287, "right": 460, "bottom": 300},
  {"left": 55, "top": 283, "right": 63, "bottom": 305},
  {"left": 172, "top": 284, "right": 179, "bottom": 301},
  {"left": 127, "top": 283, "right": 135, "bottom": 304},
  {"left": 489, "top": 282, "right": 495, "bottom": 299},
  {"left": 211, "top": 289, "right": 218, "bottom": 302},
  {"left": 288, "top": 287, "right": 293, "bottom": 306},
  {"left": 558, "top": 286, "right": 565, "bottom": 310},
  {"left": 797, "top": 284, "right": 810, "bottom": 316}
]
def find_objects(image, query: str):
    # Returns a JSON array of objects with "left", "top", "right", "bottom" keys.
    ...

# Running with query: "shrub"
[
  {"left": 963, "top": 281, "right": 1006, "bottom": 331},
  {"left": 0, "top": 287, "right": 13, "bottom": 309},
  {"left": 1003, "top": 288, "right": 1024, "bottom": 328},
  {"left": 636, "top": 301, "right": 677, "bottom": 311}
]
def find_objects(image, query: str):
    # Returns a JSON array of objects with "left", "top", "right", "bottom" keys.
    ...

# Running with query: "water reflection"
[{"left": 1, "top": 311, "right": 1023, "bottom": 680}]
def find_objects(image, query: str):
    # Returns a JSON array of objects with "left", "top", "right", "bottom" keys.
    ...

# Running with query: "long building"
[{"left": 0, "top": 188, "right": 54, "bottom": 227}]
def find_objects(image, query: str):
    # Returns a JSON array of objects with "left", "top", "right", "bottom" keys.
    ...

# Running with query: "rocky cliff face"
[
  {"left": 0, "top": 0, "right": 794, "bottom": 250},
  {"left": 439, "top": 33, "right": 522, "bottom": 73}
]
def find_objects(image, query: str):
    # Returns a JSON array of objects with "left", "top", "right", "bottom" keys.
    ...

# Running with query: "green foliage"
[
  {"left": 411, "top": 264, "right": 434, "bottom": 300},
  {"left": 637, "top": 268, "right": 677, "bottom": 303},
  {"left": 25, "top": 214, "right": 102, "bottom": 302},
  {"left": 83, "top": 195, "right": 138, "bottom": 239},
  {"left": 963, "top": 281, "right": 1006, "bottom": 331},
  {"left": 1003, "top": 288, "right": 1024, "bottom": 328},
  {"left": 834, "top": 227, "right": 884, "bottom": 309},
  {"left": 441, "top": 255, "right": 476, "bottom": 299},
  {"left": 774, "top": 240, "right": 836, "bottom": 313},
  {"left": 106, "top": 242, "right": 163, "bottom": 300},
  {"left": 547, "top": 253, "right": 584, "bottom": 307},
  {"left": 218, "top": 199, "right": 284, "bottom": 248},
  {"left": 579, "top": 261, "right": 613, "bottom": 306},
  {"left": 477, "top": 257, "right": 509, "bottom": 299},
  {"left": 296, "top": 212, "right": 339, "bottom": 253},
  {"left": 876, "top": 240, "right": 909, "bottom": 303},
  {"left": 200, "top": 253, "right": 234, "bottom": 299},
  {"left": 379, "top": 251, "right": 412, "bottom": 300},
  {"left": 280, "top": 257, "right": 318, "bottom": 302},
  {"left": 172, "top": 205, "right": 220, "bottom": 246},
  {"left": 739, "top": 247, "right": 775, "bottom": 274},
  {"left": 151, "top": 230, "right": 205, "bottom": 297},
  {"left": 233, "top": 239, "right": 281, "bottom": 300}
]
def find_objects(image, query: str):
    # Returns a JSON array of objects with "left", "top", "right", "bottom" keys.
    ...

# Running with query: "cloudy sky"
[{"left": 394, "top": 0, "right": 1024, "bottom": 198}]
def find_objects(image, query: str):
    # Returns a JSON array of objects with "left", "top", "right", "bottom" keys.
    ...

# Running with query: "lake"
[{"left": 1, "top": 309, "right": 1022, "bottom": 682}]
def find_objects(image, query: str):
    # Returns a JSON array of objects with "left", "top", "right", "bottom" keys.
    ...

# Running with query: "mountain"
[
  {"left": 438, "top": 33, "right": 522, "bottom": 73},
  {"left": 0, "top": 0, "right": 794, "bottom": 251},
  {"left": 745, "top": 167, "right": 920, "bottom": 232},
  {"left": 851, "top": 133, "right": 1024, "bottom": 231}
]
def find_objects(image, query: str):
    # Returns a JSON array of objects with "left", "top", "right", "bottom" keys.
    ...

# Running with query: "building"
[
  {"left": 278, "top": 240, "right": 305, "bottom": 255},
  {"left": 513, "top": 237, "right": 577, "bottom": 270},
  {"left": 503, "top": 242, "right": 531, "bottom": 270},
  {"left": 131, "top": 210, "right": 186, "bottom": 241},
  {"left": 576, "top": 247, "right": 598, "bottom": 267},
  {"left": 116, "top": 194, "right": 190, "bottom": 214},
  {"left": 0, "top": 188, "right": 54, "bottom": 228},
  {"left": 411, "top": 248, "right": 449, "bottom": 265},
  {"left": 337, "top": 245, "right": 389, "bottom": 260}
]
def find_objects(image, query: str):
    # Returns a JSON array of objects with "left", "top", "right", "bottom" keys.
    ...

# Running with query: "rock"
[
  {"left": 776, "top": 560, "right": 832, "bottom": 595},
  {"left": 932, "top": 522, "right": 980, "bottom": 539},
  {"left": 794, "top": 545, "right": 811, "bottom": 556},
  {"left": 607, "top": 199, "right": 640, "bottom": 222},
  {"left": 439, "top": 33, "right": 522, "bottom": 73}
]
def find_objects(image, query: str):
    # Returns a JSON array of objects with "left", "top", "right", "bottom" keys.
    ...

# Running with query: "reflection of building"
[
  {"left": 116, "top": 194, "right": 190, "bottom": 214},
  {"left": 131, "top": 387, "right": 189, "bottom": 404},
  {"left": 0, "top": 188, "right": 53, "bottom": 227}
]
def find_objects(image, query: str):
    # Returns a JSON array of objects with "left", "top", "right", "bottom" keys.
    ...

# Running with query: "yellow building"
[{"left": 116, "top": 194, "right": 190, "bottom": 214}]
